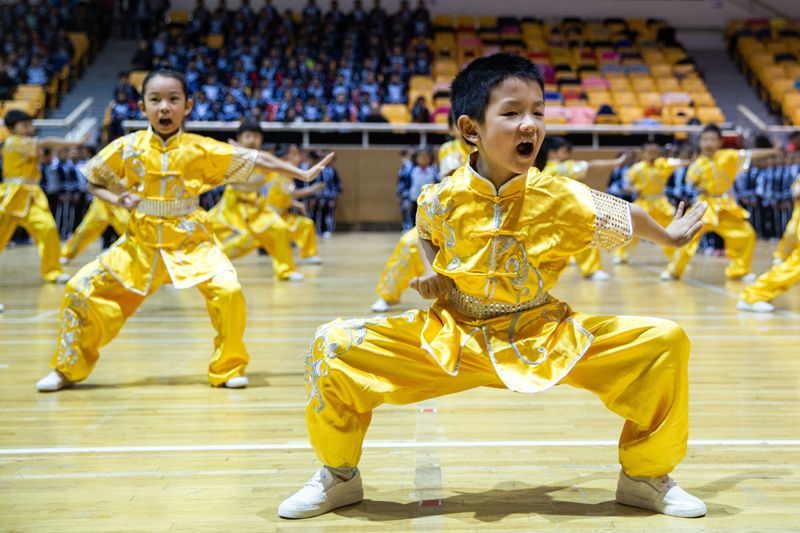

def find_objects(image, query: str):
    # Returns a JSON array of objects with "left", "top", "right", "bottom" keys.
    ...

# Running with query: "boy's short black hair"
[
  {"left": 451, "top": 53, "right": 544, "bottom": 124},
  {"left": 141, "top": 69, "right": 189, "bottom": 99},
  {"left": 549, "top": 136, "right": 572, "bottom": 151},
  {"left": 701, "top": 123, "right": 722, "bottom": 138},
  {"left": 237, "top": 117, "right": 262, "bottom": 135},
  {"left": 4, "top": 110, "right": 34, "bottom": 129}
]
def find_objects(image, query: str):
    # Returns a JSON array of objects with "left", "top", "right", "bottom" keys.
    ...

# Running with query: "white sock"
[{"left": 325, "top": 465, "right": 356, "bottom": 481}]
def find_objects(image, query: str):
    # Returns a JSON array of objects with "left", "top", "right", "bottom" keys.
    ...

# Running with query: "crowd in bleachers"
[
  {"left": 0, "top": 0, "right": 112, "bottom": 123},
  {"left": 114, "top": 4, "right": 725, "bottom": 128}
]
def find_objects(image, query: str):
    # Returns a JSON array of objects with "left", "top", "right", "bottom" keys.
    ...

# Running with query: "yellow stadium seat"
[
  {"left": 783, "top": 92, "right": 800, "bottom": 115},
  {"left": 689, "top": 92, "right": 716, "bottom": 107},
  {"left": 631, "top": 77, "right": 656, "bottom": 92},
  {"left": 168, "top": 10, "right": 190, "bottom": 25},
  {"left": 433, "top": 15, "right": 454, "bottom": 28},
  {"left": 409, "top": 75, "right": 434, "bottom": 92},
  {"left": 206, "top": 34, "right": 224, "bottom": 49},
  {"left": 637, "top": 92, "right": 662, "bottom": 108},
  {"left": 587, "top": 91, "right": 613, "bottom": 107},
  {"left": 696, "top": 106, "right": 726, "bottom": 124},
  {"left": 618, "top": 107, "right": 644, "bottom": 125},
  {"left": 129, "top": 70, "right": 148, "bottom": 94},
  {"left": 613, "top": 92, "right": 639, "bottom": 108},
  {"left": 656, "top": 77, "right": 680, "bottom": 92},
  {"left": 649, "top": 64, "right": 673, "bottom": 78},
  {"left": 380, "top": 104, "right": 411, "bottom": 123},
  {"left": 792, "top": 108, "right": 800, "bottom": 126}
]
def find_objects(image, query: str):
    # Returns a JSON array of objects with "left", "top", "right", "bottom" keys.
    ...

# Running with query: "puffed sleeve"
[
  {"left": 5, "top": 136, "right": 38, "bottom": 158},
  {"left": 415, "top": 180, "right": 450, "bottom": 247},
  {"left": 556, "top": 178, "right": 633, "bottom": 253},
  {"left": 199, "top": 136, "right": 258, "bottom": 186},
  {"left": 83, "top": 135, "right": 127, "bottom": 187}
]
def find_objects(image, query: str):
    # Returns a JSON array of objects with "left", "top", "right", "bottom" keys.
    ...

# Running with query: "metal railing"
[
  {"left": 122, "top": 118, "right": 740, "bottom": 148},
  {"left": 737, "top": 104, "right": 800, "bottom": 135},
  {"left": 1, "top": 97, "right": 95, "bottom": 137}
]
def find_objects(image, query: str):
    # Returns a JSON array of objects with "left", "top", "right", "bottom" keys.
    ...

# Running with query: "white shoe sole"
[{"left": 616, "top": 492, "right": 707, "bottom": 518}]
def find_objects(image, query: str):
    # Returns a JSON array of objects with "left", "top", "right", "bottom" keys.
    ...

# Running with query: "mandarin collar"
[
  {"left": 466, "top": 151, "right": 532, "bottom": 198},
  {"left": 146, "top": 127, "right": 183, "bottom": 150}
]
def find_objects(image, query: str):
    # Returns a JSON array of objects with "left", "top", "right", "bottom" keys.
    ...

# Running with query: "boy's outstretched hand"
[
  {"left": 301, "top": 152, "right": 335, "bottom": 183},
  {"left": 665, "top": 201, "right": 707, "bottom": 247},
  {"left": 410, "top": 272, "right": 454, "bottom": 299},
  {"left": 118, "top": 191, "right": 142, "bottom": 211}
]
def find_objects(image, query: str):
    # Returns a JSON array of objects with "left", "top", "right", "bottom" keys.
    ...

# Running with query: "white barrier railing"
[
  {"left": 737, "top": 104, "right": 800, "bottom": 135},
  {"left": 1, "top": 97, "right": 95, "bottom": 136},
  {"left": 123, "top": 118, "right": 740, "bottom": 148}
]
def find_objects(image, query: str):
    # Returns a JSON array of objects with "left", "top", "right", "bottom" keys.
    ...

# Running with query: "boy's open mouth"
[
  {"left": 158, "top": 117, "right": 173, "bottom": 128},
  {"left": 516, "top": 142, "right": 534, "bottom": 157}
]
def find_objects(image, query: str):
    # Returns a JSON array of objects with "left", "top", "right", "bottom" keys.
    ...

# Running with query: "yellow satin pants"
[
  {"left": 667, "top": 208, "right": 755, "bottom": 280},
  {"left": 305, "top": 311, "right": 690, "bottom": 478},
  {"left": 615, "top": 198, "right": 675, "bottom": 262},
  {"left": 573, "top": 248, "right": 602, "bottom": 276},
  {"left": 61, "top": 199, "right": 129, "bottom": 261},
  {"left": 375, "top": 228, "right": 426, "bottom": 303},
  {"left": 283, "top": 213, "right": 318, "bottom": 258},
  {"left": 773, "top": 205, "right": 799, "bottom": 262},
  {"left": 742, "top": 238, "right": 800, "bottom": 304},
  {"left": 0, "top": 188, "right": 64, "bottom": 282},
  {"left": 217, "top": 210, "right": 297, "bottom": 280},
  {"left": 51, "top": 255, "right": 248, "bottom": 386}
]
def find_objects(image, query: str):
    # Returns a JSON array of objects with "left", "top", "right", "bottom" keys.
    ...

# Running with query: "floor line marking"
[{"left": 2, "top": 439, "right": 799, "bottom": 455}]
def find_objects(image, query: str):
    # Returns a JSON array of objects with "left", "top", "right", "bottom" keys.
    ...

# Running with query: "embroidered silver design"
[{"left": 55, "top": 264, "right": 107, "bottom": 368}]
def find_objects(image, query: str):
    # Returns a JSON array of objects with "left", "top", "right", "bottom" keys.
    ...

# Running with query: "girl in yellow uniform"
[
  {"left": 542, "top": 137, "right": 625, "bottom": 281},
  {"left": 35, "top": 71, "right": 331, "bottom": 392},
  {"left": 663, "top": 124, "right": 779, "bottom": 281},
  {"left": 371, "top": 120, "right": 471, "bottom": 313},
  {"left": 738, "top": 173, "right": 800, "bottom": 313},
  {"left": 772, "top": 166, "right": 800, "bottom": 264},
  {"left": 0, "top": 110, "right": 86, "bottom": 284},
  {"left": 60, "top": 195, "right": 130, "bottom": 264},
  {"left": 279, "top": 55, "right": 708, "bottom": 520},
  {"left": 209, "top": 120, "right": 306, "bottom": 282},
  {"left": 614, "top": 142, "right": 688, "bottom": 264}
]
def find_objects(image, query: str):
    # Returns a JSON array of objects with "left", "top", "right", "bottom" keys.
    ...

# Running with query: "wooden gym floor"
[{"left": 0, "top": 233, "right": 798, "bottom": 532}]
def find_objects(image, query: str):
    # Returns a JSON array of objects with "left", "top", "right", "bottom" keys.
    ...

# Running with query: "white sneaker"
[
  {"left": 59, "top": 256, "right": 70, "bottom": 266},
  {"left": 660, "top": 270, "right": 678, "bottom": 282},
  {"left": 54, "top": 273, "right": 71, "bottom": 284},
  {"left": 612, "top": 256, "right": 626, "bottom": 265},
  {"left": 223, "top": 376, "right": 248, "bottom": 388},
  {"left": 740, "top": 273, "right": 757, "bottom": 284},
  {"left": 36, "top": 370, "right": 74, "bottom": 392},
  {"left": 300, "top": 256, "right": 323, "bottom": 265},
  {"left": 616, "top": 470, "right": 706, "bottom": 518},
  {"left": 371, "top": 298, "right": 394, "bottom": 313},
  {"left": 279, "top": 468, "right": 363, "bottom": 519},
  {"left": 772, "top": 257, "right": 783, "bottom": 266},
  {"left": 322, "top": 231, "right": 332, "bottom": 239},
  {"left": 0, "top": 303, "right": 4, "bottom": 313},
  {"left": 588, "top": 270, "right": 610, "bottom": 281},
  {"left": 286, "top": 272, "right": 305, "bottom": 282},
  {"left": 736, "top": 299, "right": 774, "bottom": 313}
]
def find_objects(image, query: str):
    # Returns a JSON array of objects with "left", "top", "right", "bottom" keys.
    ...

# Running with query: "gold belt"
[
  {"left": 3, "top": 177, "right": 39, "bottom": 186},
  {"left": 229, "top": 182, "right": 262, "bottom": 193},
  {"left": 137, "top": 197, "right": 199, "bottom": 217},
  {"left": 447, "top": 288, "right": 552, "bottom": 320}
]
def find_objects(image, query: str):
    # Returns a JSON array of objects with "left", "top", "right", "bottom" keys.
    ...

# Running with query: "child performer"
[
  {"left": 210, "top": 119, "right": 307, "bottom": 282},
  {"left": 35, "top": 71, "right": 332, "bottom": 392},
  {"left": 0, "top": 110, "right": 86, "bottom": 284},
  {"left": 737, "top": 171, "right": 800, "bottom": 313},
  {"left": 279, "top": 54, "right": 708, "bottom": 520},
  {"left": 661, "top": 124, "right": 779, "bottom": 282},
  {"left": 60, "top": 193, "right": 130, "bottom": 265},
  {"left": 772, "top": 150, "right": 800, "bottom": 265},
  {"left": 543, "top": 137, "right": 626, "bottom": 280},
  {"left": 614, "top": 142, "right": 689, "bottom": 264},
  {"left": 370, "top": 117, "right": 471, "bottom": 313}
]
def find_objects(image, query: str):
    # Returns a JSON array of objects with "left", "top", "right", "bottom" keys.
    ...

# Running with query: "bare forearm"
[
  {"left": 418, "top": 236, "right": 439, "bottom": 274},
  {"left": 88, "top": 183, "right": 120, "bottom": 205},
  {"left": 749, "top": 147, "right": 781, "bottom": 161},
  {"left": 254, "top": 151, "right": 309, "bottom": 181},
  {"left": 39, "top": 137, "right": 84, "bottom": 149},
  {"left": 631, "top": 204, "right": 673, "bottom": 246}
]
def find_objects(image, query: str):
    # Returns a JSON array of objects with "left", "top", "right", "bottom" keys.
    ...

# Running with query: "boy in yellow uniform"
[
  {"left": 371, "top": 116, "right": 471, "bottom": 313},
  {"left": 209, "top": 120, "right": 306, "bottom": 282},
  {"left": 543, "top": 137, "right": 626, "bottom": 281},
  {"left": 35, "top": 71, "right": 332, "bottom": 392},
  {"left": 737, "top": 173, "right": 800, "bottom": 313},
  {"left": 772, "top": 158, "right": 800, "bottom": 265},
  {"left": 279, "top": 54, "right": 708, "bottom": 520},
  {"left": 60, "top": 194, "right": 130, "bottom": 264},
  {"left": 662, "top": 124, "right": 779, "bottom": 282},
  {"left": 0, "top": 110, "right": 86, "bottom": 284},
  {"left": 614, "top": 142, "right": 689, "bottom": 264}
]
